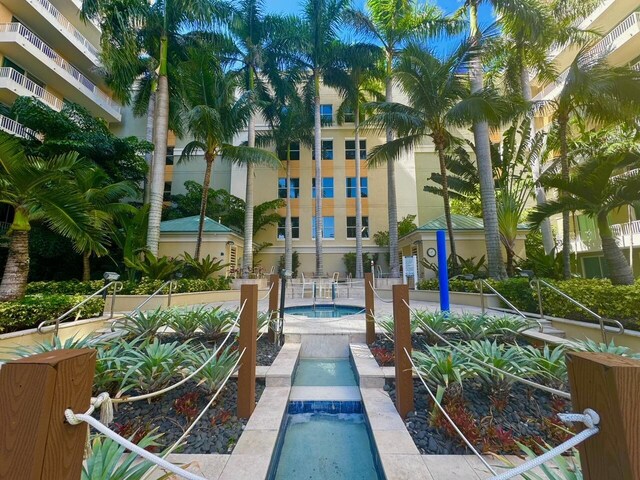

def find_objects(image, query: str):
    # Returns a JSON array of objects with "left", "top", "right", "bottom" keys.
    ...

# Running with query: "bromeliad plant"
[
  {"left": 484, "top": 316, "right": 534, "bottom": 343},
  {"left": 466, "top": 340, "right": 528, "bottom": 397},
  {"left": 376, "top": 314, "right": 421, "bottom": 337},
  {"left": 572, "top": 339, "right": 640, "bottom": 359},
  {"left": 200, "top": 306, "right": 237, "bottom": 340},
  {"left": 452, "top": 313, "right": 492, "bottom": 341},
  {"left": 518, "top": 344, "right": 568, "bottom": 389},
  {"left": 122, "top": 308, "right": 172, "bottom": 339},
  {"left": 412, "top": 346, "right": 478, "bottom": 395},
  {"left": 169, "top": 307, "right": 205, "bottom": 339},
  {"left": 412, "top": 310, "right": 451, "bottom": 344},
  {"left": 186, "top": 344, "right": 239, "bottom": 394}
]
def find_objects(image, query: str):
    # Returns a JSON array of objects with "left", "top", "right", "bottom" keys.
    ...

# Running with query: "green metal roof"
[
  {"left": 160, "top": 216, "right": 233, "bottom": 233},
  {"left": 416, "top": 214, "right": 528, "bottom": 232}
]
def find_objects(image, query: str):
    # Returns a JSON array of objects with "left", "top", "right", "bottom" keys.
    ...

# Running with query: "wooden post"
[
  {"left": 237, "top": 284, "right": 258, "bottom": 419},
  {"left": 567, "top": 352, "right": 640, "bottom": 480},
  {"left": 393, "top": 284, "right": 414, "bottom": 419},
  {"left": 0, "top": 349, "right": 96, "bottom": 480},
  {"left": 268, "top": 274, "right": 279, "bottom": 343},
  {"left": 365, "top": 272, "right": 375, "bottom": 345}
]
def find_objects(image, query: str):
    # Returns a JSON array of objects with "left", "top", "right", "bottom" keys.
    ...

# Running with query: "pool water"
[
  {"left": 284, "top": 305, "right": 364, "bottom": 318},
  {"left": 293, "top": 359, "right": 357, "bottom": 387}
]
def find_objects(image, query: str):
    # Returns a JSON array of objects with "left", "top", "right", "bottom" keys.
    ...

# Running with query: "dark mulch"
[
  {"left": 386, "top": 378, "right": 572, "bottom": 456},
  {"left": 103, "top": 379, "right": 265, "bottom": 454}
]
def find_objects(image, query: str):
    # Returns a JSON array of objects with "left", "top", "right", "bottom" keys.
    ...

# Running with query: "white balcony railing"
[
  {"left": 612, "top": 168, "right": 640, "bottom": 181},
  {"left": 611, "top": 220, "right": 640, "bottom": 238},
  {"left": 0, "top": 114, "right": 36, "bottom": 138},
  {"left": 32, "top": 0, "right": 99, "bottom": 62},
  {"left": 0, "top": 23, "right": 120, "bottom": 115},
  {"left": 590, "top": 11, "right": 640, "bottom": 58},
  {"left": 0, "top": 67, "right": 63, "bottom": 110}
]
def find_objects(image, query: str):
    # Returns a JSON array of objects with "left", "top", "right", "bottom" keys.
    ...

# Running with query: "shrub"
[
  {"left": 466, "top": 340, "right": 527, "bottom": 396},
  {"left": 518, "top": 344, "right": 568, "bottom": 389},
  {"left": 0, "top": 294, "right": 104, "bottom": 334},
  {"left": 26, "top": 280, "right": 104, "bottom": 295},
  {"left": 342, "top": 252, "right": 375, "bottom": 277},
  {"left": 484, "top": 316, "right": 535, "bottom": 343}
]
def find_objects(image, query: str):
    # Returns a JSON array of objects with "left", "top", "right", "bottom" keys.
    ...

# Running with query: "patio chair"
[{"left": 300, "top": 272, "right": 313, "bottom": 298}]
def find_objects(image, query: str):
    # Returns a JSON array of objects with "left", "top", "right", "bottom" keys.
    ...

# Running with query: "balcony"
[
  {"left": 611, "top": 220, "right": 640, "bottom": 249},
  {"left": 0, "top": 67, "right": 63, "bottom": 110},
  {"left": 0, "top": 23, "right": 121, "bottom": 122},
  {"left": 0, "top": 114, "right": 37, "bottom": 138}
]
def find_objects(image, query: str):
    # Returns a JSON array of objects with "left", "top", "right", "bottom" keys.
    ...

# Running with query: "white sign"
[{"left": 402, "top": 255, "right": 419, "bottom": 289}]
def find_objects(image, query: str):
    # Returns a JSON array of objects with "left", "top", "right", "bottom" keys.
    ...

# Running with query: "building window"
[
  {"left": 320, "top": 104, "right": 333, "bottom": 125},
  {"left": 312, "top": 140, "right": 334, "bottom": 160},
  {"left": 277, "top": 141, "right": 300, "bottom": 161},
  {"left": 346, "top": 177, "right": 368, "bottom": 198},
  {"left": 345, "top": 139, "right": 367, "bottom": 160},
  {"left": 278, "top": 178, "right": 300, "bottom": 199},
  {"left": 347, "top": 217, "right": 369, "bottom": 238},
  {"left": 166, "top": 146, "right": 174, "bottom": 165},
  {"left": 312, "top": 177, "right": 334, "bottom": 198},
  {"left": 312, "top": 216, "right": 335, "bottom": 239},
  {"left": 343, "top": 106, "right": 355, "bottom": 123},
  {"left": 163, "top": 181, "right": 172, "bottom": 201},
  {"left": 277, "top": 217, "right": 299, "bottom": 239}
]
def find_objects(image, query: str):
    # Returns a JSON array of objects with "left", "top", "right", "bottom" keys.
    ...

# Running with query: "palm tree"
[
  {"left": 347, "top": 0, "right": 459, "bottom": 278},
  {"left": 366, "top": 42, "right": 507, "bottom": 275},
  {"left": 73, "top": 168, "right": 137, "bottom": 281},
  {"left": 326, "top": 42, "right": 383, "bottom": 278},
  {"left": 82, "top": 0, "right": 231, "bottom": 255},
  {"left": 530, "top": 127, "right": 640, "bottom": 285},
  {"left": 178, "top": 48, "right": 280, "bottom": 260},
  {"left": 542, "top": 45, "right": 640, "bottom": 278},
  {"left": 0, "top": 134, "right": 98, "bottom": 301}
]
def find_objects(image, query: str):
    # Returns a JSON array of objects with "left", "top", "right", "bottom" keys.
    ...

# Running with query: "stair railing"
[{"left": 478, "top": 279, "right": 544, "bottom": 333}]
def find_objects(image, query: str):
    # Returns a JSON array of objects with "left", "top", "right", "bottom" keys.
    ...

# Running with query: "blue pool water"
[
  {"left": 284, "top": 304, "right": 364, "bottom": 318},
  {"left": 269, "top": 402, "right": 383, "bottom": 480},
  {"left": 293, "top": 359, "right": 357, "bottom": 386}
]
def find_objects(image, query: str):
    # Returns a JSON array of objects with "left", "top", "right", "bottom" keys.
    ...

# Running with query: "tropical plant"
[
  {"left": 484, "top": 316, "right": 534, "bottom": 343},
  {"left": 278, "top": 251, "right": 301, "bottom": 279},
  {"left": 375, "top": 314, "right": 420, "bottom": 337},
  {"left": 94, "top": 338, "right": 143, "bottom": 397},
  {"left": 3, "top": 334, "right": 98, "bottom": 361},
  {"left": 372, "top": 215, "right": 418, "bottom": 263},
  {"left": 452, "top": 313, "right": 491, "bottom": 341},
  {"left": 183, "top": 253, "right": 227, "bottom": 280},
  {"left": 572, "top": 339, "right": 640, "bottom": 359},
  {"left": 186, "top": 344, "right": 239, "bottom": 394},
  {"left": 412, "top": 310, "right": 451, "bottom": 344},
  {"left": 0, "top": 135, "right": 99, "bottom": 301},
  {"left": 467, "top": 340, "right": 526, "bottom": 395},
  {"left": 518, "top": 344, "right": 567, "bottom": 389},
  {"left": 531, "top": 126, "right": 640, "bottom": 285},
  {"left": 412, "top": 347, "right": 476, "bottom": 393},
  {"left": 199, "top": 307, "right": 236, "bottom": 339},
  {"left": 169, "top": 307, "right": 204, "bottom": 339},
  {"left": 257, "top": 310, "right": 274, "bottom": 335},
  {"left": 110, "top": 205, "right": 150, "bottom": 281},
  {"left": 518, "top": 246, "right": 565, "bottom": 280},
  {"left": 122, "top": 308, "right": 172, "bottom": 338},
  {"left": 124, "top": 251, "right": 184, "bottom": 281}
]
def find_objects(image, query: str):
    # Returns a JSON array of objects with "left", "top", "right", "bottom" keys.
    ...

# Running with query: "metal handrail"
[
  {"left": 530, "top": 279, "right": 624, "bottom": 343},
  {"left": 37, "top": 281, "right": 123, "bottom": 336},
  {"left": 477, "top": 279, "right": 544, "bottom": 333},
  {"left": 113, "top": 279, "right": 177, "bottom": 331}
]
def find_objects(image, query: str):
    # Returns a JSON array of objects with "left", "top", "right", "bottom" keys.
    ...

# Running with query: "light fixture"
[
  {"left": 103, "top": 272, "right": 120, "bottom": 281},
  {"left": 226, "top": 240, "right": 235, "bottom": 246}
]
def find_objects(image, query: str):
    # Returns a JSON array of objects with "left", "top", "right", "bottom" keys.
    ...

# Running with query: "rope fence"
[
  {"left": 259, "top": 282, "right": 274, "bottom": 301},
  {"left": 368, "top": 282, "right": 394, "bottom": 304}
]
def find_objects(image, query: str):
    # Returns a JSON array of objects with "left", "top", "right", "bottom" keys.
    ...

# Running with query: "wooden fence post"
[
  {"left": 364, "top": 272, "right": 375, "bottom": 345},
  {"left": 0, "top": 349, "right": 96, "bottom": 480},
  {"left": 393, "top": 284, "right": 414, "bottom": 419},
  {"left": 268, "top": 274, "right": 279, "bottom": 343},
  {"left": 237, "top": 284, "right": 258, "bottom": 419},
  {"left": 566, "top": 351, "right": 640, "bottom": 480}
]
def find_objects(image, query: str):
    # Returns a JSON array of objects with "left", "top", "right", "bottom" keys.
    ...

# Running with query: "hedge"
[
  {"left": 417, "top": 278, "right": 640, "bottom": 331},
  {"left": 0, "top": 294, "right": 104, "bottom": 334}
]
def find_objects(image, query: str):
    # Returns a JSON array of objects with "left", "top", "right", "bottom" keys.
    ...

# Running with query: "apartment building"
[
  {"left": 533, "top": 0, "right": 640, "bottom": 278},
  {"left": 0, "top": 0, "right": 121, "bottom": 139}
]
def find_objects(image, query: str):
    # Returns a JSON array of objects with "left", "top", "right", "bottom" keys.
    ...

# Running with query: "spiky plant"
[
  {"left": 518, "top": 344, "right": 567, "bottom": 389},
  {"left": 122, "top": 308, "right": 172, "bottom": 339},
  {"left": 412, "top": 346, "right": 477, "bottom": 395},
  {"left": 412, "top": 310, "right": 451, "bottom": 344},
  {"left": 186, "top": 344, "right": 239, "bottom": 394}
]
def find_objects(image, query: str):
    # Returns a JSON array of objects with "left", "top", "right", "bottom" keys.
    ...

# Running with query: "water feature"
[
  {"left": 293, "top": 359, "right": 357, "bottom": 386},
  {"left": 284, "top": 305, "right": 364, "bottom": 318}
]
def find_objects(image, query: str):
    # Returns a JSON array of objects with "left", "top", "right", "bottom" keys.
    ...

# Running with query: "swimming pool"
[
  {"left": 284, "top": 304, "right": 364, "bottom": 318},
  {"left": 293, "top": 359, "right": 357, "bottom": 387}
]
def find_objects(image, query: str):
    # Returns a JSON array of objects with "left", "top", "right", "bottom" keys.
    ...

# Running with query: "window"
[
  {"left": 346, "top": 177, "right": 368, "bottom": 198},
  {"left": 345, "top": 139, "right": 367, "bottom": 160},
  {"left": 320, "top": 104, "right": 333, "bottom": 125},
  {"left": 312, "top": 140, "right": 334, "bottom": 160},
  {"left": 163, "top": 181, "right": 172, "bottom": 201},
  {"left": 278, "top": 178, "right": 300, "bottom": 199},
  {"left": 347, "top": 217, "right": 369, "bottom": 238},
  {"left": 312, "top": 177, "right": 334, "bottom": 198},
  {"left": 166, "top": 146, "right": 174, "bottom": 165},
  {"left": 277, "top": 141, "right": 300, "bottom": 161},
  {"left": 343, "top": 106, "right": 355, "bottom": 123},
  {"left": 277, "top": 217, "right": 299, "bottom": 239},
  {"left": 312, "top": 216, "right": 335, "bottom": 239}
]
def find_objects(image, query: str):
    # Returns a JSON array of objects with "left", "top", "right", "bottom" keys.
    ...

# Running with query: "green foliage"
[
  {"left": 342, "top": 252, "right": 375, "bottom": 277},
  {"left": 3, "top": 334, "right": 98, "bottom": 361},
  {"left": 421, "top": 254, "right": 487, "bottom": 278},
  {"left": 373, "top": 214, "right": 417, "bottom": 248},
  {"left": 375, "top": 314, "right": 420, "bottom": 336},
  {"left": 412, "top": 347, "right": 477, "bottom": 391},
  {"left": 502, "top": 443, "right": 582, "bottom": 480},
  {"left": 93, "top": 339, "right": 142, "bottom": 397},
  {"left": 453, "top": 313, "right": 493, "bottom": 341},
  {"left": 186, "top": 344, "right": 239, "bottom": 394},
  {"left": 518, "top": 344, "right": 568, "bottom": 388},
  {"left": 183, "top": 253, "right": 227, "bottom": 280},
  {"left": 0, "top": 294, "right": 104, "bottom": 334},
  {"left": 572, "top": 339, "right": 640, "bottom": 359},
  {"left": 26, "top": 280, "right": 105, "bottom": 295},
  {"left": 466, "top": 340, "right": 527, "bottom": 395},
  {"left": 198, "top": 306, "right": 236, "bottom": 339},
  {"left": 484, "top": 316, "right": 535, "bottom": 343},
  {"left": 124, "top": 251, "right": 184, "bottom": 281},
  {"left": 258, "top": 310, "right": 274, "bottom": 334},
  {"left": 278, "top": 251, "right": 301, "bottom": 278},
  {"left": 122, "top": 308, "right": 172, "bottom": 338},
  {"left": 412, "top": 310, "right": 451, "bottom": 343},
  {"left": 169, "top": 307, "right": 206, "bottom": 339},
  {"left": 517, "top": 247, "right": 566, "bottom": 280}
]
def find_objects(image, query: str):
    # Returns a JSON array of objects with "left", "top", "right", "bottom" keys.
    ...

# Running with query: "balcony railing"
[
  {"left": 611, "top": 168, "right": 640, "bottom": 181},
  {"left": 32, "top": 0, "right": 99, "bottom": 61},
  {"left": 0, "top": 67, "right": 63, "bottom": 110},
  {"left": 0, "top": 114, "right": 36, "bottom": 138},
  {"left": 0, "top": 23, "right": 120, "bottom": 115},
  {"left": 590, "top": 12, "right": 640, "bottom": 58},
  {"left": 611, "top": 220, "right": 640, "bottom": 239}
]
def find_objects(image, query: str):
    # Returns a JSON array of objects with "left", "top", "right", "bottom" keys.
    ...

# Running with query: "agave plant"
[
  {"left": 518, "top": 344, "right": 568, "bottom": 390},
  {"left": 199, "top": 306, "right": 236, "bottom": 339},
  {"left": 451, "top": 313, "right": 491, "bottom": 341},
  {"left": 2, "top": 334, "right": 99, "bottom": 361},
  {"left": 257, "top": 311, "right": 274, "bottom": 336},
  {"left": 497, "top": 443, "right": 582, "bottom": 480},
  {"left": 412, "top": 310, "right": 451, "bottom": 344},
  {"left": 122, "top": 308, "right": 172, "bottom": 338},
  {"left": 169, "top": 307, "right": 205, "bottom": 339},
  {"left": 572, "top": 339, "right": 640, "bottom": 359},
  {"left": 375, "top": 314, "right": 420, "bottom": 337},
  {"left": 466, "top": 340, "right": 528, "bottom": 396},
  {"left": 93, "top": 338, "right": 144, "bottom": 397},
  {"left": 186, "top": 344, "right": 239, "bottom": 394},
  {"left": 485, "top": 316, "right": 534, "bottom": 343},
  {"left": 412, "top": 346, "right": 477, "bottom": 393}
]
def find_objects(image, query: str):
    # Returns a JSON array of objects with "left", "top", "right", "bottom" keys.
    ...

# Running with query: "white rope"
[
  {"left": 369, "top": 282, "right": 394, "bottom": 304},
  {"left": 402, "top": 300, "right": 571, "bottom": 399},
  {"left": 489, "top": 410, "right": 600, "bottom": 480},
  {"left": 405, "top": 348, "right": 498, "bottom": 475},
  {"left": 259, "top": 282, "right": 275, "bottom": 301}
]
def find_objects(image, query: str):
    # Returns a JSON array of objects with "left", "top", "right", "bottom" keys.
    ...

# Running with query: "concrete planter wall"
[
  {"left": 549, "top": 316, "right": 640, "bottom": 352},
  {"left": 232, "top": 278, "right": 269, "bottom": 289},
  {"left": 104, "top": 289, "right": 248, "bottom": 314},
  {"left": 372, "top": 288, "right": 502, "bottom": 309}
]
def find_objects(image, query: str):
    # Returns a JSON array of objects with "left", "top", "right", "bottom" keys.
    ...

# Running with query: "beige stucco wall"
[{"left": 158, "top": 233, "right": 244, "bottom": 276}]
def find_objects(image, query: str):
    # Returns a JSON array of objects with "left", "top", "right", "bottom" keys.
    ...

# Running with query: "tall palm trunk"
[
  {"left": 435, "top": 138, "right": 458, "bottom": 268},
  {"left": 520, "top": 66, "right": 554, "bottom": 254},
  {"left": 558, "top": 117, "right": 572, "bottom": 279},
  {"left": 196, "top": 153, "right": 215, "bottom": 260},
  {"left": 385, "top": 53, "right": 399, "bottom": 278},
  {"left": 469, "top": 3, "right": 506, "bottom": 279},
  {"left": 354, "top": 102, "right": 364, "bottom": 279},
  {"left": 597, "top": 213, "right": 634, "bottom": 285},
  {"left": 82, "top": 252, "right": 91, "bottom": 282},
  {"left": 143, "top": 92, "right": 155, "bottom": 204},
  {"left": 314, "top": 73, "right": 323, "bottom": 276},
  {"left": 0, "top": 228, "right": 29, "bottom": 301},
  {"left": 242, "top": 114, "right": 256, "bottom": 278},
  {"left": 285, "top": 149, "right": 293, "bottom": 273},
  {"left": 146, "top": 35, "right": 170, "bottom": 255}
]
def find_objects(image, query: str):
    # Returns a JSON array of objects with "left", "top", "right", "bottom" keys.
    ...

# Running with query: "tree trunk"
[
  {"left": 314, "top": 73, "right": 323, "bottom": 276},
  {"left": 242, "top": 114, "right": 256, "bottom": 279},
  {"left": 82, "top": 252, "right": 91, "bottom": 282},
  {"left": 146, "top": 45, "right": 170, "bottom": 255},
  {"left": 143, "top": 92, "right": 155, "bottom": 205},
  {"left": 597, "top": 213, "right": 634, "bottom": 285},
  {"left": 505, "top": 244, "right": 515, "bottom": 277},
  {"left": 196, "top": 155, "right": 215, "bottom": 261},
  {"left": 285, "top": 151, "right": 293, "bottom": 273},
  {"left": 558, "top": 117, "right": 572, "bottom": 279},
  {"left": 0, "top": 229, "right": 30, "bottom": 301},
  {"left": 520, "top": 66, "right": 554, "bottom": 254},
  {"left": 435, "top": 138, "right": 458, "bottom": 270},
  {"left": 385, "top": 52, "right": 400, "bottom": 278},
  {"left": 469, "top": 3, "right": 506, "bottom": 279},
  {"left": 355, "top": 103, "right": 364, "bottom": 279}
]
